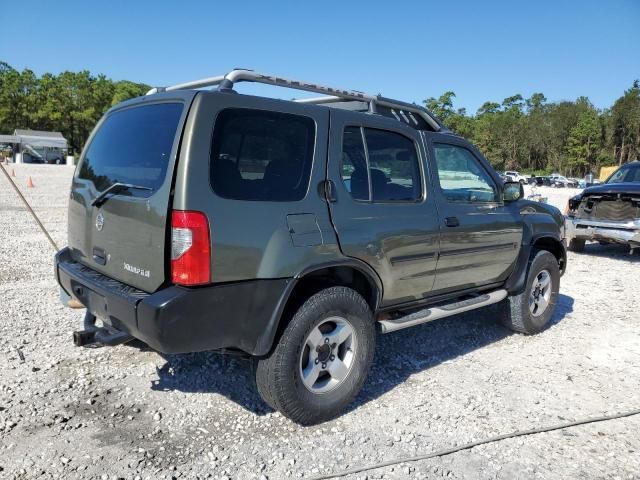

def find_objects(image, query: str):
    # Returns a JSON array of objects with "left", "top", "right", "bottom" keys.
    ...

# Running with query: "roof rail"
[{"left": 146, "top": 69, "right": 443, "bottom": 131}]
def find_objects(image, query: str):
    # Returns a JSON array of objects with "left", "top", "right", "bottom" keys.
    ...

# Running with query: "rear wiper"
[{"left": 92, "top": 182, "right": 152, "bottom": 207}]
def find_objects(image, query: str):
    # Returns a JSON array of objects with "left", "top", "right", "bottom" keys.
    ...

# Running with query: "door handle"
[
  {"left": 92, "top": 247, "right": 107, "bottom": 265},
  {"left": 444, "top": 216, "right": 460, "bottom": 227},
  {"left": 318, "top": 180, "right": 337, "bottom": 203}
]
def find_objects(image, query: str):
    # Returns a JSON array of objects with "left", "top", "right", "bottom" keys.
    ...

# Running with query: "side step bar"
[{"left": 379, "top": 289, "right": 508, "bottom": 333}]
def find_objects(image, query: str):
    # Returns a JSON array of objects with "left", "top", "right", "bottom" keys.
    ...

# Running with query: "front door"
[
  {"left": 327, "top": 109, "right": 440, "bottom": 307},
  {"left": 423, "top": 134, "right": 523, "bottom": 294}
]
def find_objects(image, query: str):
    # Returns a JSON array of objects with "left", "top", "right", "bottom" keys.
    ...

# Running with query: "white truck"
[{"left": 504, "top": 171, "right": 527, "bottom": 184}]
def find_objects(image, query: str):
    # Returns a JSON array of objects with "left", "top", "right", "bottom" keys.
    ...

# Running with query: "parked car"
[
  {"left": 567, "top": 178, "right": 580, "bottom": 188},
  {"left": 566, "top": 160, "right": 640, "bottom": 252},
  {"left": 22, "top": 154, "right": 44, "bottom": 164},
  {"left": 504, "top": 171, "right": 527, "bottom": 184},
  {"left": 55, "top": 69, "right": 567, "bottom": 424},
  {"left": 549, "top": 174, "right": 571, "bottom": 188},
  {"left": 535, "top": 176, "right": 552, "bottom": 187}
]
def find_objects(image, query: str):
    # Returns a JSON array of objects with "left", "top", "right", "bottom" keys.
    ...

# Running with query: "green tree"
[
  {"left": 565, "top": 107, "right": 601, "bottom": 176},
  {"left": 609, "top": 80, "right": 640, "bottom": 165},
  {"left": 111, "top": 80, "right": 149, "bottom": 106},
  {"left": 0, "top": 61, "right": 149, "bottom": 153},
  {"left": 424, "top": 91, "right": 474, "bottom": 138},
  {"left": 2, "top": 59, "right": 639, "bottom": 175},
  {"left": 0, "top": 65, "right": 38, "bottom": 133}
]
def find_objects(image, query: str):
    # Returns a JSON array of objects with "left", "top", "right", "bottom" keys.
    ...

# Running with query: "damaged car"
[{"left": 566, "top": 160, "right": 640, "bottom": 253}]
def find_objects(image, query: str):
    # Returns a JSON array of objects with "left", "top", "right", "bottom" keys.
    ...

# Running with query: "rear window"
[
  {"left": 210, "top": 108, "right": 315, "bottom": 201},
  {"left": 78, "top": 102, "right": 183, "bottom": 192}
]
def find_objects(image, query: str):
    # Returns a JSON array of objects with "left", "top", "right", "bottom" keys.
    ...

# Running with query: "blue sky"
[{"left": 2, "top": 0, "right": 638, "bottom": 114}]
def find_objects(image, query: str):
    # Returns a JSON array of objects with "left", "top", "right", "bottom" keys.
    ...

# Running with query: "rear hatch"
[{"left": 68, "top": 95, "right": 193, "bottom": 292}]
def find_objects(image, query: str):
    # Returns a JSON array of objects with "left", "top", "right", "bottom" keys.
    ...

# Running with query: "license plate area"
[{"left": 70, "top": 280, "right": 109, "bottom": 321}]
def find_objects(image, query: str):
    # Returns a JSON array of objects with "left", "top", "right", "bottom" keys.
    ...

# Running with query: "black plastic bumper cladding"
[{"left": 55, "top": 248, "right": 290, "bottom": 355}]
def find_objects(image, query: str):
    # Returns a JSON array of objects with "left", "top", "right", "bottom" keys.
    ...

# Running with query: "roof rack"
[{"left": 146, "top": 69, "right": 443, "bottom": 131}]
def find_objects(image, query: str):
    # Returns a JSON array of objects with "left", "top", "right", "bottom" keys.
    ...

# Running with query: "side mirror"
[{"left": 503, "top": 181, "right": 524, "bottom": 202}]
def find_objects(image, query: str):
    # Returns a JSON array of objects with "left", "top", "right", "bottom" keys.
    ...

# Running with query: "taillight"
[{"left": 170, "top": 210, "right": 211, "bottom": 285}]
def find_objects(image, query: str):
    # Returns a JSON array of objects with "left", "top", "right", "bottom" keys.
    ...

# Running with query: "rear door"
[
  {"left": 424, "top": 133, "right": 523, "bottom": 293},
  {"left": 327, "top": 109, "right": 440, "bottom": 306},
  {"left": 68, "top": 94, "right": 194, "bottom": 292}
]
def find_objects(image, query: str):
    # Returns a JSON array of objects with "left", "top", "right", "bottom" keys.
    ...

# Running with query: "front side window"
[
  {"left": 433, "top": 143, "right": 498, "bottom": 203},
  {"left": 340, "top": 126, "right": 422, "bottom": 202},
  {"left": 210, "top": 109, "right": 315, "bottom": 201}
]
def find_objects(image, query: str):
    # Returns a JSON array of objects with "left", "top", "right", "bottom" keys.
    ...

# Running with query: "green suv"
[{"left": 55, "top": 70, "right": 567, "bottom": 424}]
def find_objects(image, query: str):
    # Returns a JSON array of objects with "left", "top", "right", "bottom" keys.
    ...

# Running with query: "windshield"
[
  {"left": 78, "top": 102, "right": 183, "bottom": 193},
  {"left": 606, "top": 164, "right": 640, "bottom": 184}
]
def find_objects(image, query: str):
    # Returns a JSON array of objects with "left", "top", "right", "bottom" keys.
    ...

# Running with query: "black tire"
[
  {"left": 568, "top": 238, "right": 585, "bottom": 252},
  {"left": 502, "top": 250, "right": 560, "bottom": 335},
  {"left": 254, "top": 286, "right": 375, "bottom": 425}
]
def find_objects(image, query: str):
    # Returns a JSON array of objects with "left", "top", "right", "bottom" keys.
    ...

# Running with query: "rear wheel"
[
  {"left": 568, "top": 238, "right": 585, "bottom": 252},
  {"left": 501, "top": 250, "right": 560, "bottom": 334},
  {"left": 254, "top": 287, "right": 375, "bottom": 425}
]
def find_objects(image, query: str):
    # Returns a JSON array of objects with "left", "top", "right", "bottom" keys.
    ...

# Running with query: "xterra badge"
[{"left": 124, "top": 262, "right": 151, "bottom": 278}]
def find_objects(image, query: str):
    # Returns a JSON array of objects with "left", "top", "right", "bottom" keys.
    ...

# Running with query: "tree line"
[
  {"left": 1, "top": 61, "right": 639, "bottom": 176},
  {"left": 0, "top": 61, "right": 149, "bottom": 154},
  {"left": 425, "top": 83, "right": 640, "bottom": 176}
]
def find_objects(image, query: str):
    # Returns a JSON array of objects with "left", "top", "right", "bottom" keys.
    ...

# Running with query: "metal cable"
[
  {"left": 308, "top": 408, "right": 640, "bottom": 480},
  {"left": 0, "top": 163, "right": 59, "bottom": 251}
]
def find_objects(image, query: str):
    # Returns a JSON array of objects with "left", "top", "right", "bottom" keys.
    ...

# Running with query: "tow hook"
[{"left": 73, "top": 312, "right": 133, "bottom": 347}]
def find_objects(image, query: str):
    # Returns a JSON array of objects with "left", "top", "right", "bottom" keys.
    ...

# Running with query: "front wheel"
[
  {"left": 254, "top": 287, "right": 375, "bottom": 425},
  {"left": 501, "top": 250, "right": 560, "bottom": 335}
]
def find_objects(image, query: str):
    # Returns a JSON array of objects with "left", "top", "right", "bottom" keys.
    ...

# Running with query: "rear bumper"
[
  {"left": 565, "top": 217, "right": 640, "bottom": 246},
  {"left": 55, "top": 247, "right": 291, "bottom": 355}
]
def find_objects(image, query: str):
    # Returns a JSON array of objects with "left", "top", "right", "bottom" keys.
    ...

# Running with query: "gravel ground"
[{"left": 1, "top": 164, "right": 639, "bottom": 480}]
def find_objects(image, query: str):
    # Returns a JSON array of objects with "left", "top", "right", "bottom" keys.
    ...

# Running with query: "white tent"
[
  {"left": 7, "top": 130, "right": 70, "bottom": 164},
  {"left": 13, "top": 129, "right": 68, "bottom": 149}
]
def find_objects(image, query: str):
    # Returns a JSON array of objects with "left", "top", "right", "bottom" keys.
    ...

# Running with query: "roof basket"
[{"left": 146, "top": 69, "right": 444, "bottom": 131}]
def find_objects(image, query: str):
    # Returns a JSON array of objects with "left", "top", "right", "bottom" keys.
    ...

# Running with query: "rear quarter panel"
[{"left": 173, "top": 92, "right": 344, "bottom": 282}]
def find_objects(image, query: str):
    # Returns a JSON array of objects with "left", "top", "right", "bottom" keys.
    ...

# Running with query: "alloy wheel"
[
  {"left": 529, "top": 269, "right": 552, "bottom": 317},
  {"left": 299, "top": 316, "right": 357, "bottom": 394}
]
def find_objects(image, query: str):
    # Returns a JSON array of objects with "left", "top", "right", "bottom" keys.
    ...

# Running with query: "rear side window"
[
  {"left": 210, "top": 109, "right": 315, "bottom": 201},
  {"left": 78, "top": 103, "right": 183, "bottom": 193},
  {"left": 340, "top": 126, "right": 422, "bottom": 202}
]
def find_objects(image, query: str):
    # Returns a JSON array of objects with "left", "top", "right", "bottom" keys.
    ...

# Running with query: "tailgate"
[{"left": 68, "top": 99, "right": 190, "bottom": 293}]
